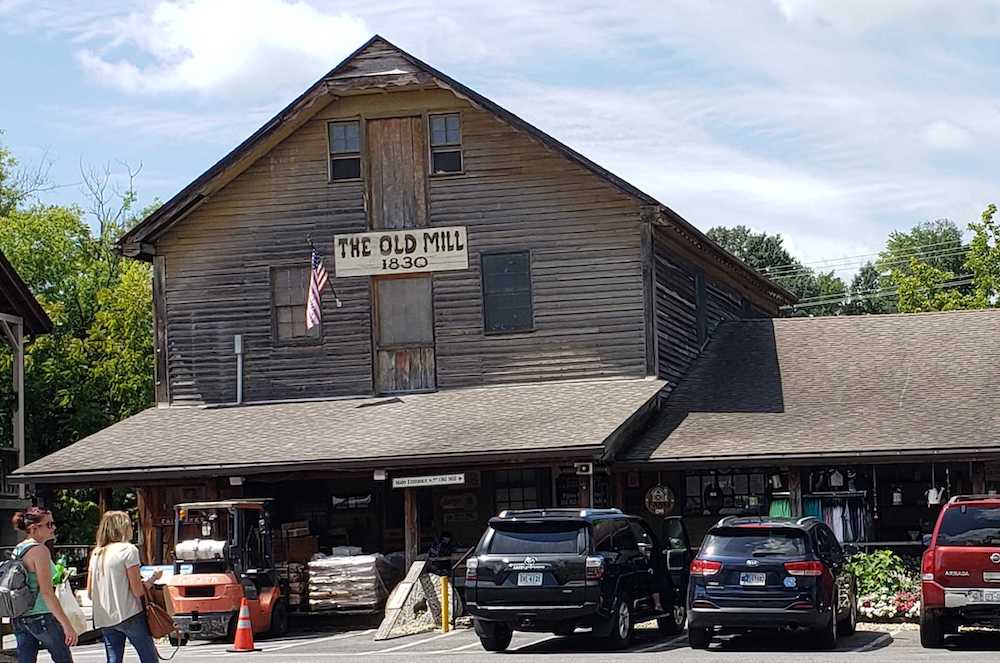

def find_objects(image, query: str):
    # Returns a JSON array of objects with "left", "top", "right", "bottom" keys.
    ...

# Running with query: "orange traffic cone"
[{"left": 227, "top": 598, "right": 260, "bottom": 653}]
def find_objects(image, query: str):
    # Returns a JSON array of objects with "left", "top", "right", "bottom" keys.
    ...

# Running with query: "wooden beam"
[
  {"left": 152, "top": 256, "right": 170, "bottom": 405},
  {"left": 787, "top": 468, "right": 803, "bottom": 518},
  {"left": 404, "top": 487, "right": 419, "bottom": 570},
  {"left": 98, "top": 488, "right": 112, "bottom": 514},
  {"left": 640, "top": 209, "right": 656, "bottom": 376}
]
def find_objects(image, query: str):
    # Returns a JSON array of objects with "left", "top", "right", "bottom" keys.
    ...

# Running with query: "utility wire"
[
  {"left": 782, "top": 276, "right": 974, "bottom": 310},
  {"left": 750, "top": 237, "right": 967, "bottom": 275},
  {"left": 761, "top": 243, "right": 967, "bottom": 278},
  {"left": 790, "top": 273, "right": 972, "bottom": 305},
  {"left": 761, "top": 247, "right": 969, "bottom": 281}
]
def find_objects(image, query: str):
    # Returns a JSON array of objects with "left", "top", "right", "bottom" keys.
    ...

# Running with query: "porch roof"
[
  {"left": 623, "top": 309, "right": 1000, "bottom": 465},
  {"left": 14, "top": 377, "right": 664, "bottom": 484}
]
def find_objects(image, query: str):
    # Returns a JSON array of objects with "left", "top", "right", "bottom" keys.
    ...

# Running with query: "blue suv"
[{"left": 687, "top": 516, "right": 857, "bottom": 649}]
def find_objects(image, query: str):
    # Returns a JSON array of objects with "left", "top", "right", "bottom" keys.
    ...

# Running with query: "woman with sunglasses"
[{"left": 10, "top": 506, "right": 77, "bottom": 663}]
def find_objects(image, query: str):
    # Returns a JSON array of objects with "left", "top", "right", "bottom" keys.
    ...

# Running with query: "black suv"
[
  {"left": 465, "top": 508, "right": 690, "bottom": 651},
  {"left": 687, "top": 516, "right": 857, "bottom": 650}
]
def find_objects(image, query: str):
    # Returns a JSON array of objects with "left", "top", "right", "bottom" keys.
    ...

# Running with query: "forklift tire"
[
  {"left": 268, "top": 600, "right": 290, "bottom": 638},
  {"left": 168, "top": 633, "right": 189, "bottom": 647}
]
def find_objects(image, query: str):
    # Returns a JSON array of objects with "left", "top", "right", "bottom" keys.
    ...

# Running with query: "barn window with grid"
[
  {"left": 494, "top": 469, "right": 540, "bottom": 512},
  {"left": 328, "top": 120, "right": 361, "bottom": 181},
  {"left": 481, "top": 251, "right": 533, "bottom": 333},
  {"left": 429, "top": 113, "right": 462, "bottom": 174},
  {"left": 271, "top": 266, "right": 321, "bottom": 343}
]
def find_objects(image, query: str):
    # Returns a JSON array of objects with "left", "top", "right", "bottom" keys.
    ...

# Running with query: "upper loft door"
[
  {"left": 368, "top": 117, "right": 429, "bottom": 229},
  {"left": 368, "top": 116, "right": 435, "bottom": 393}
]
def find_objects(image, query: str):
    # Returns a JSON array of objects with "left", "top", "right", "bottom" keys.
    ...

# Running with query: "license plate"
[
  {"left": 974, "top": 591, "right": 1000, "bottom": 602},
  {"left": 740, "top": 572, "right": 767, "bottom": 586},
  {"left": 518, "top": 572, "right": 543, "bottom": 586}
]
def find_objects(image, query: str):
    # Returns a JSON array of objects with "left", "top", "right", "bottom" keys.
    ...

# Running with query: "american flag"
[{"left": 306, "top": 247, "right": 328, "bottom": 330}]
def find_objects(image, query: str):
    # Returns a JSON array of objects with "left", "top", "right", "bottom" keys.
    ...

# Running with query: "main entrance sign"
[{"left": 334, "top": 226, "right": 468, "bottom": 277}]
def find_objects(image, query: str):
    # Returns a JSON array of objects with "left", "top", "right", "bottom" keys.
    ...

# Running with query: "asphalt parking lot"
[{"left": 34, "top": 622, "right": 1000, "bottom": 663}]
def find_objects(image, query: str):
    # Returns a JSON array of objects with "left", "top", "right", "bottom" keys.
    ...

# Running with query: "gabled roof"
[
  {"left": 0, "top": 249, "right": 51, "bottom": 336},
  {"left": 623, "top": 309, "right": 1000, "bottom": 464},
  {"left": 117, "top": 35, "right": 793, "bottom": 306},
  {"left": 13, "top": 377, "right": 664, "bottom": 484}
]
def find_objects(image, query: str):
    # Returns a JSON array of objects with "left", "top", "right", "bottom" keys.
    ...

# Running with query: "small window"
[
  {"left": 328, "top": 120, "right": 361, "bottom": 181},
  {"left": 271, "top": 266, "right": 321, "bottom": 343},
  {"left": 429, "top": 113, "right": 462, "bottom": 174},
  {"left": 494, "top": 469, "right": 540, "bottom": 513},
  {"left": 481, "top": 252, "right": 533, "bottom": 333}
]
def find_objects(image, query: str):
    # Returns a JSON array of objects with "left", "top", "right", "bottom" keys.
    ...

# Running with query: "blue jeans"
[
  {"left": 13, "top": 613, "right": 73, "bottom": 663},
  {"left": 102, "top": 612, "right": 159, "bottom": 663}
]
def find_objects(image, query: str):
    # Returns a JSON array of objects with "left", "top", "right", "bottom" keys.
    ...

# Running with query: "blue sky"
[{"left": 3, "top": 0, "right": 1000, "bottom": 279}]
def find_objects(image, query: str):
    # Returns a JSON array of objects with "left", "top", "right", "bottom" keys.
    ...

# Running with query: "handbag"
[
  {"left": 142, "top": 592, "right": 181, "bottom": 661},
  {"left": 143, "top": 594, "right": 176, "bottom": 639}
]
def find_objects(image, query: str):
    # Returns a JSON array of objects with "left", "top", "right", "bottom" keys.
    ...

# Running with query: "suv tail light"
[
  {"left": 784, "top": 561, "right": 824, "bottom": 577},
  {"left": 921, "top": 550, "right": 935, "bottom": 581},
  {"left": 466, "top": 558, "right": 478, "bottom": 582},
  {"left": 690, "top": 559, "right": 722, "bottom": 577},
  {"left": 586, "top": 556, "right": 605, "bottom": 581}
]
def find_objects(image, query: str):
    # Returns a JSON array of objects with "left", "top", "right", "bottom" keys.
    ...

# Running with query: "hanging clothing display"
[
  {"left": 769, "top": 498, "right": 791, "bottom": 518},
  {"left": 803, "top": 498, "right": 822, "bottom": 520}
]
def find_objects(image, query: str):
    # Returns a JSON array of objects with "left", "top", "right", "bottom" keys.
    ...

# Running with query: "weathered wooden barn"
[{"left": 12, "top": 36, "right": 791, "bottom": 563}]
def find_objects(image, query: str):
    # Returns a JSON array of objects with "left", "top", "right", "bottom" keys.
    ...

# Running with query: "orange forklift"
[{"left": 165, "top": 499, "right": 288, "bottom": 645}]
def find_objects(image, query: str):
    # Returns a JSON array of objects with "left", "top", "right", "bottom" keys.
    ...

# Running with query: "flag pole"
[{"left": 307, "top": 235, "right": 342, "bottom": 308}]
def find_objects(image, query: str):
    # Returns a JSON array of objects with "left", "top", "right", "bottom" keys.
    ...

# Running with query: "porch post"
[
  {"left": 787, "top": 468, "right": 803, "bottom": 517},
  {"left": 404, "top": 487, "right": 419, "bottom": 569}
]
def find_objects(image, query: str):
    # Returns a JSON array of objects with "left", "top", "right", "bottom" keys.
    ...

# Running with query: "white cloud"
[
  {"left": 75, "top": 0, "right": 369, "bottom": 94},
  {"left": 921, "top": 121, "right": 975, "bottom": 151},
  {"left": 772, "top": 0, "right": 1000, "bottom": 33}
]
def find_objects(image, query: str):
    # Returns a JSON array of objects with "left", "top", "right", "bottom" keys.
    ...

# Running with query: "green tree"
[
  {"left": 877, "top": 219, "right": 966, "bottom": 277},
  {"left": 0, "top": 138, "right": 154, "bottom": 541},
  {"left": 845, "top": 262, "right": 895, "bottom": 315},
  {"left": 707, "top": 225, "right": 847, "bottom": 316},
  {"left": 891, "top": 203, "right": 1000, "bottom": 313}
]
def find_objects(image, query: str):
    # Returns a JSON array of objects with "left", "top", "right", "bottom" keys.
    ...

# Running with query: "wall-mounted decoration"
[{"left": 645, "top": 485, "right": 676, "bottom": 516}]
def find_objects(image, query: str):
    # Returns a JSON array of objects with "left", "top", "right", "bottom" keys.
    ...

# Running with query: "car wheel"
[
  {"left": 268, "top": 600, "right": 289, "bottom": 637},
  {"left": 815, "top": 600, "right": 838, "bottom": 650},
  {"left": 838, "top": 589, "right": 857, "bottom": 636},
  {"left": 657, "top": 602, "right": 686, "bottom": 635},
  {"left": 688, "top": 626, "right": 712, "bottom": 649},
  {"left": 920, "top": 606, "right": 945, "bottom": 648},
  {"left": 477, "top": 621, "right": 513, "bottom": 652},
  {"left": 604, "top": 596, "right": 633, "bottom": 649}
]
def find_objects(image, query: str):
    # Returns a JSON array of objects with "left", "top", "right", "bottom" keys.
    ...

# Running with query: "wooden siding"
[
  {"left": 653, "top": 226, "right": 745, "bottom": 390},
  {"left": 156, "top": 88, "right": 648, "bottom": 404}
]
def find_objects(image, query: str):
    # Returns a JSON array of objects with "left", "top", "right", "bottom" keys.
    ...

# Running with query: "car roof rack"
[
  {"left": 496, "top": 508, "right": 623, "bottom": 519},
  {"left": 948, "top": 495, "right": 999, "bottom": 504}
]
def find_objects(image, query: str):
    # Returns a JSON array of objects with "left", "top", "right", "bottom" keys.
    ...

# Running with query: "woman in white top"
[{"left": 87, "top": 512, "right": 162, "bottom": 663}]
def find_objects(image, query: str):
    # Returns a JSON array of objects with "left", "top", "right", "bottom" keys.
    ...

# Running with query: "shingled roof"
[
  {"left": 14, "top": 377, "right": 664, "bottom": 484},
  {"left": 623, "top": 310, "right": 1000, "bottom": 464}
]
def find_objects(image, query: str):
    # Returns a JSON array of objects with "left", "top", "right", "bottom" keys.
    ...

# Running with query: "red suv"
[{"left": 921, "top": 495, "right": 1000, "bottom": 647}]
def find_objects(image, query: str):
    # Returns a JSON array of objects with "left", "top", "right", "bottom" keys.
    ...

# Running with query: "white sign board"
[
  {"left": 392, "top": 473, "right": 465, "bottom": 489},
  {"left": 334, "top": 226, "right": 468, "bottom": 277}
]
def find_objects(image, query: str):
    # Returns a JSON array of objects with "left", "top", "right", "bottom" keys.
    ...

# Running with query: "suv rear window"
[
  {"left": 486, "top": 524, "right": 584, "bottom": 555},
  {"left": 703, "top": 527, "right": 807, "bottom": 557},
  {"left": 937, "top": 506, "right": 1000, "bottom": 546}
]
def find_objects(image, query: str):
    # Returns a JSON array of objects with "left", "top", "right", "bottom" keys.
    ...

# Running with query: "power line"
[
  {"left": 782, "top": 276, "right": 974, "bottom": 310},
  {"left": 748, "top": 237, "right": 966, "bottom": 275},
  {"left": 761, "top": 242, "right": 967, "bottom": 278},
  {"left": 761, "top": 247, "right": 969, "bottom": 281},
  {"left": 791, "top": 273, "right": 972, "bottom": 304}
]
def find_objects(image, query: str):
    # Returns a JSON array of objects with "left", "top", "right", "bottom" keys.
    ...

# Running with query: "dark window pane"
[
  {"left": 432, "top": 150, "right": 462, "bottom": 174},
  {"left": 482, "top": 252, "right": 532, "bottom": 333},
  {"left": 703, "top": 528, "right": 808, "bottom": 557},
  {"left": 937, "top": 507, "right": 1000, "bottom": 546},
  {"left": 332, "top": 157, "right": 361, "bottom": 181},
  {"left": 487, "top": 527, "right": 583, "bottom": 555}
]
